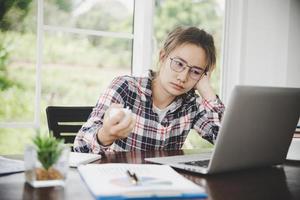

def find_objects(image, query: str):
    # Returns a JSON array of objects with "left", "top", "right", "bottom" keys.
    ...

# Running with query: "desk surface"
[{"left": 1, "top": 149, "right": 300, "bottom": 200}]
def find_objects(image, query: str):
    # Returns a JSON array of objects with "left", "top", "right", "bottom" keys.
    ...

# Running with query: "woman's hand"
[
  {"left": 97, "top": 104, "right": 136, "bottom": 146},
  {"left": 195, "top": 73, "right": 217, "bottom": 101}
]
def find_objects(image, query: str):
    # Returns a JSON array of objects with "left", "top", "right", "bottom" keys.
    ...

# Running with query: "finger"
[
  {"left": 103, "top": 104, "right": 123, "bottom": 120},
  {"left": 110, "top": 103, "right": 124, "bottom": 108},
  {"left": 110, "top": 127, "right": 129, "bottom": 139},
  {"left": 111, "top": 121, "right": 130, "bottom": 135},
  {"left": 111, "top": 115, "right": 134, "bottom": 137},
  {"left": 103, "top": 113, "right": 124, "bottom": 130},
  {"left": 117, "top": 112, "right": 132, "bottom": 126},
  {"left": 109, "top": 130, "right": 123, "bottom": 139},
  {"left": 105, "top": 103, "right": 124, "bottom": 120},
  {"left": 126, "top": 117, "right": 136, "bottom": 132},
  {"left": 122, "top": 116, "right": 136, "bottom": 134},
  {"left": 117, "top": 128, "right": 132, "bottom": 139},
  {"left": 104, "top": 104, "right": 126, "bottom": 124},
  {"left": 118, "top": 117, "right": 136, "bottom": 138},
  {"left": 109, "top": 111, "right": 125, "bottom": 125}
]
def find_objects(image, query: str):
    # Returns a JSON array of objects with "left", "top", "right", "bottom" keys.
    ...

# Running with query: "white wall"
[
  {"left": 287, "top": 0, "right": 300, "bottom": 87},
  {"left": 222, "top": 0, "right": 300, "bottom": 103}
]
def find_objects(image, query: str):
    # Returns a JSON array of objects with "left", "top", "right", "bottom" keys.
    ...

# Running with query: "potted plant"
[{"left": 25, "top": 134, "right": 69, "bottom": 187}]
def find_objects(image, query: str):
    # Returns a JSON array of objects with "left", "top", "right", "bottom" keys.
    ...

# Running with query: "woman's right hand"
[{"left": 97, "top": 104, "right": 136, "bottom": 146}]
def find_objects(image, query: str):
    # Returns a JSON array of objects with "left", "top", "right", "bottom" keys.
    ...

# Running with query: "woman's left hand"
[{"left": 196, "top": 73, "right": 217, "bottom": 101}]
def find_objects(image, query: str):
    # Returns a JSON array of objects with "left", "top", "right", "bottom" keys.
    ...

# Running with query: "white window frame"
[
  {"left": 0, "top": 0, "right": 154, "bottom": 129},
  {"left": 132, "top": 0, "right": 154, "bottom": 76},
  {"left": 221, "top": 0, "right": 245, "bottom": 104}
]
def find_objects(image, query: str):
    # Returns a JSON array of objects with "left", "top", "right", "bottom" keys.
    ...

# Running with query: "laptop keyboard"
[{"left": 182, "top": 160, "right": 210, "bottom": 168}]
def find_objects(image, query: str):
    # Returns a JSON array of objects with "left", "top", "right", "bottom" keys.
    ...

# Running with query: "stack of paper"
[
  {"left": 0, "top": 156, "right": 24, "bottom": 175},
  {"left": 78, "top": 163, "right": 207, "bottom": 199},
  {"left": 286, "top": 138, "right": 300, "bottom": 161},
  {"left": 69, "top": 152, "right": 101, "bottom": 167}
]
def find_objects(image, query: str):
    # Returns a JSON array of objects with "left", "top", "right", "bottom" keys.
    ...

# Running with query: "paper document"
[
  {"left": 78, "top": 163, "right": 207, "bottom": 199},
  {"left": 69, "top": 152, "right": 101, "bottom": 167},
  {"left": 0, "top": 156, "right": 25, "bottom": 175},
  {"left": 286, "top": 138, "right": 300, "bottom": 161}
]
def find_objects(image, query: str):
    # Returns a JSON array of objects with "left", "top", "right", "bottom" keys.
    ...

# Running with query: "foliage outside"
[
  {"left": 0, "top": 0, "right": 223, "bottom": 154},
  {"left": 0, "top": 33, "right": 14, "bottom": 90}
]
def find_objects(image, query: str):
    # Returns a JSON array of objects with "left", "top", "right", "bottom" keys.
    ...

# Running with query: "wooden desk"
[{"left": 1, "top": 150, "right": 300, "bottom": 200}]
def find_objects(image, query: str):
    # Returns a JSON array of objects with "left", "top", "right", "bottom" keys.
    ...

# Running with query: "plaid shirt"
[{"left": 74, "top": 71, "right": 225, "bottom": 154}]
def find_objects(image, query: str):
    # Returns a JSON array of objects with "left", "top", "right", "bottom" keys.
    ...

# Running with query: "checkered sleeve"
[
  {"left": 73, "top": 76, "right": 128, "bottom": 154},
  {"left": 193, "top": 96, "right": 225, "bottom": 144}
]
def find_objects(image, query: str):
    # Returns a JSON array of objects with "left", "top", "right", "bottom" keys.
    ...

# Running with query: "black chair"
[{"left": 46, "top": 106, "right": 93, "bottom": 150}]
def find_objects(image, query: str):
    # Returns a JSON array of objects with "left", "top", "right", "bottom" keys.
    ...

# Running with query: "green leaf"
[{"left": 33, "top": 134, "right": 65, "bottom": 170}]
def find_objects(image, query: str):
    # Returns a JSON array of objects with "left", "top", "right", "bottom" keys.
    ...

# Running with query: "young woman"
[{"left": 74, "top": 26, "right": 225, "bottom": 153}]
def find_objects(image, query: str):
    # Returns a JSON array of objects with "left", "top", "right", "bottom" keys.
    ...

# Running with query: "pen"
[{"left": 126, "top": 170, "right": 139, "bottom": 185}]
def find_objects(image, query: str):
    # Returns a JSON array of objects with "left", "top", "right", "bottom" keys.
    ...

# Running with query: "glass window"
[
  {"left": 0, "top": 0, "right": 224, "bottom": 154},
  {"left": 0, "top": 0, "right": 134, "bottom": 154},
  {"left": 0, "top": 128, "right": 35, "bottom": 155},
  {"left": 43, "top": 0, "right": 134, "bottom": 33},
  {"left": 42, "top": 32, "right": 132, "bottom": 106},
  {"left": 0, "top": 0, "right": 37, "bottom": 122}
]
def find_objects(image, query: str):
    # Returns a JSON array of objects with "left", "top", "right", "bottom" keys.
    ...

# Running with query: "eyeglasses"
[{"left": 169, "top": 57, "right": 207, "bottom": 80}]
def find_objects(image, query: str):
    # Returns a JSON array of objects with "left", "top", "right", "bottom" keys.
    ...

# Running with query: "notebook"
[
  {"left": 286, "top": 138, "right": 300, "bottom": 161},
  {"left": 78, "top": 163, "right": 207, "bottom": 199},
  {"left": 145, "top": 86, "right": 300, "bottom": 174},
  {"left": 0, "top": 156, "right": 24, "bottom": 175},
  {"left": 69, "top": 152, "right": 101, "bottom": 167}
]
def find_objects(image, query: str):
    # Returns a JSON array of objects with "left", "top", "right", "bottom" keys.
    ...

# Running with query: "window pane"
[
  {"left": 0, "top": 128, "right": 37, "bottom": 155},
  {"left": 42, "top": 31, "right": 132, "bottom": 107},
  {"left": 153, "top": 0, "right": 224, "bottom": 94},
  {"left": 44, "top": 0, "right": 134, "bottom": 33},
  {"left": 0, "top": 0, "right": 37, "bottom": 122}
]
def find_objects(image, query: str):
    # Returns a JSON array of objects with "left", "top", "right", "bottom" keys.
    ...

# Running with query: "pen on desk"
[{"left": 126, "top": 170, "right": 139, "bottom": 185}]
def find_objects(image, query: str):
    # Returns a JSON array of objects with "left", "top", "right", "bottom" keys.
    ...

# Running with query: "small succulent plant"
[
  {"left": 33, "top": 134, "right": 64, "bottom": 170},
  {"left": 32, "top": 134, "right": 65, "bottom": 180}
]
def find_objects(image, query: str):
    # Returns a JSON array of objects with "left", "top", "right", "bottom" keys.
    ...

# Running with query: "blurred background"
[{"left": 0, "top": 0, "right": 225, "bottom": 154}]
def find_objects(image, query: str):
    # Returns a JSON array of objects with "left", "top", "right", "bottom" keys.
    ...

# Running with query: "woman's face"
[{"left": 157, "top": 43, "right": 207, "bottom": 97}]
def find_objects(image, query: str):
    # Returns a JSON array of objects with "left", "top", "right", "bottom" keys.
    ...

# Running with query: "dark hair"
[{"left": 160, "top": 26, "right": 216, "bottom": 72}]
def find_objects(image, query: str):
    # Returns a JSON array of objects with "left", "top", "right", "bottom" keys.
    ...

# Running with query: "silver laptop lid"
[{"left": 208, "top": 86, "right": 300, "bottom": 173}]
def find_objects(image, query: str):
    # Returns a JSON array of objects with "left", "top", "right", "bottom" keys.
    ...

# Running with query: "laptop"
[{"left": 145, "top": 86, "right": 300, "bottom": 174}]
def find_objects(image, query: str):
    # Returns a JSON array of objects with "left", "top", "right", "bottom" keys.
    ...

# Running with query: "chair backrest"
[{"left": 46, "top": 106, "right": 93, "bottom": 148}]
